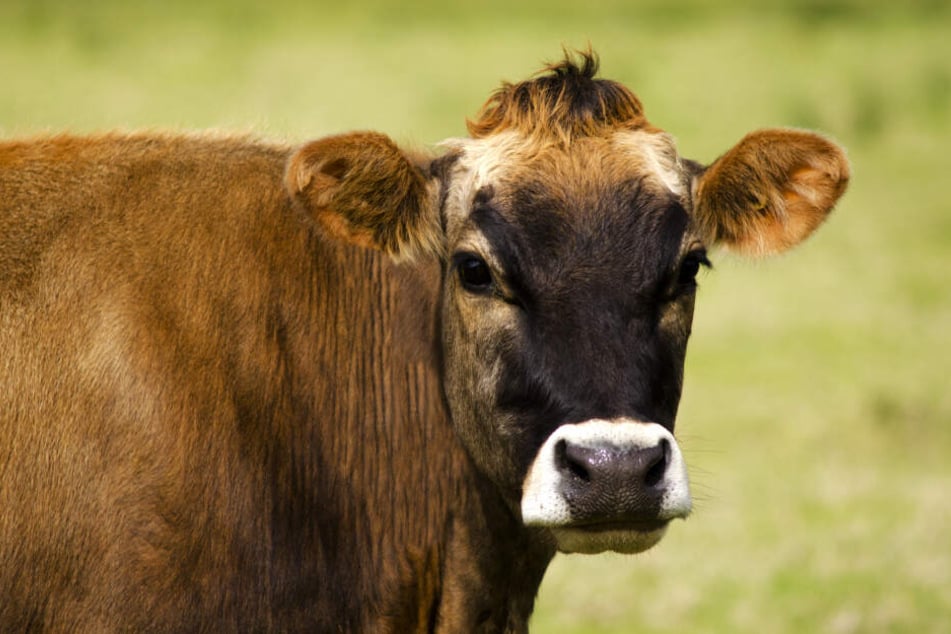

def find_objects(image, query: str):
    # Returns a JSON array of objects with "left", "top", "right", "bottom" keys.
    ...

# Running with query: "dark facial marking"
[
  {"left": 478, "top": 178, "right": 697, "bottom": 463},
  {"left": 467, "top": 197, "right": 537, "bottom": 308}
]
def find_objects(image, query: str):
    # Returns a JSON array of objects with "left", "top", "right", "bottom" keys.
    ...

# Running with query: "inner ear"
[
  {"left": 321, "top": 157, "right": 350, "bottom": 181},
  {"left": 693, "top": 129, "right": 850, "bottom": 256}
]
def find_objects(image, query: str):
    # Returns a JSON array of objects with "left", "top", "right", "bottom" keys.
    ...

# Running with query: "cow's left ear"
[
  {"left": 285, "top": 131, "right": 441, "bottom": 259},
  {"left": 692, "top": 129, "right": 850, "bottom": 256}
]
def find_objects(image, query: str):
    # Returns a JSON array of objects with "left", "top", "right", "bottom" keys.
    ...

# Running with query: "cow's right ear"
[{"left": 285, "top": 131, "right": 441, "bottom": 259}]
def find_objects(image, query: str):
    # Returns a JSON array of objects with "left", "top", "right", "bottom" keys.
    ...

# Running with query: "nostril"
[
  {"left": 643, "top": 439, "right": 669, "bottom": 488},
  {"left": 556, "top": 439, "right": 591, "bottom": 483}
]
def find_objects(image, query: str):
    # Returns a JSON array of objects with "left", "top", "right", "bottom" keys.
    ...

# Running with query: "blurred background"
[{"left": 2, "top": 0, "right": 947, "bottom": 631}]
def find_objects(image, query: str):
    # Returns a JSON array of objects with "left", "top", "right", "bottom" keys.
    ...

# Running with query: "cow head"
[{"left": 286, "top": 52, "right": 849, "bottom": 554}]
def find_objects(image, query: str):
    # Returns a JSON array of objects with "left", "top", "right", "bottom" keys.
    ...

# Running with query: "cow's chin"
[{"left": 550, "top": 524, "right": 668, "bottom": 555}]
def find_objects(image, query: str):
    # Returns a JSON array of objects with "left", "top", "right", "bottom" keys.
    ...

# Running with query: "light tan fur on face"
[
  {"left": 611, "top": 130, "right": 687, "bottom": 199},
  {"left": 441, "top": 128, "right": 689, "bottom": 245}
]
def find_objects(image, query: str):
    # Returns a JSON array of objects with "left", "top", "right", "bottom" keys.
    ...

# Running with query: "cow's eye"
[
  {"left": 678, "top": 251, "right": 711, "bottom": 286},
  {"left": 456, "top": 255, "right": 493, "bottom": 291}
]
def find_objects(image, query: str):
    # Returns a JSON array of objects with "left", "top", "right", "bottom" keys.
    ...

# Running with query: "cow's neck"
[
  {"left": 270, "top": 237, "right": 555, "bottom": 631},
  {"left": 436, "top": 471, "right": 556, "bottom": 632}
]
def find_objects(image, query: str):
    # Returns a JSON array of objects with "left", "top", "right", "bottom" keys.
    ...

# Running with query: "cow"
[{"left": 0, "top": 51, "right": 848, "bottom": 632}]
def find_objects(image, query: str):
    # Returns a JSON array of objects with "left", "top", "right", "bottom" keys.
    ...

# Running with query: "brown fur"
[
  {"left": 0, "top": 132, "right": 550, "bottom": 632},
  {"left": 286, "top": 131, "right": 442, "bottom": 259},
  {"left": 467, "top": 50, "right": 650, "bottom": 144},
  {"left": 692, "top": 128, "right": 850, "bottom": 256}
]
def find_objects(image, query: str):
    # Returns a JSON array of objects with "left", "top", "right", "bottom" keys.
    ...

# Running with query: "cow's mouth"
[
  {"left": 549, "top": 520, "right": 670, "bottom": 554},
  {"left": 567, "top": 518, "right": 670, "bottom": 534}
]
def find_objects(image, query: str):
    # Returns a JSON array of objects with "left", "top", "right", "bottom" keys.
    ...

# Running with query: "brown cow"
[{"left": 0, "top": 52, "right": 848, "bottom": 632}]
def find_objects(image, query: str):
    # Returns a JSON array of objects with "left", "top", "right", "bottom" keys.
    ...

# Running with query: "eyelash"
[{"left": 677, "top": 251, "right": 712, "bottom": 287}]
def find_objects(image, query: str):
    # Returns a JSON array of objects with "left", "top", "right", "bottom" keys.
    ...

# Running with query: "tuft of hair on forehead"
[{"left": 467, "top": 49, "right": 650, "bottom": 144}]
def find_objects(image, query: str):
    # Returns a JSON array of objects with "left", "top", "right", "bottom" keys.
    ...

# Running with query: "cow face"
[
  {"left": 285, "top": 53, "right": 849, "bottom": 554},
  {"left": 436, "top": 131, "right": 700, "bottom": 554}
]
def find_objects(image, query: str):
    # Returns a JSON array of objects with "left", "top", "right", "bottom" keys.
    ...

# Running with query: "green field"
[{"left": 2, "top": 1, "right": 948, "bottom": 631}]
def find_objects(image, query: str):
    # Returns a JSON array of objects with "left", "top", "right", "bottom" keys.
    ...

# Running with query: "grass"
[{"left": 2, "top": 1, "right": 948, "bottom": 631}]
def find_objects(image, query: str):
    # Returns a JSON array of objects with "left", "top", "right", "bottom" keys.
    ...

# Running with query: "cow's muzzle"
[{"left": 520, "top": 418, "right": 691, "bottom": 554}]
